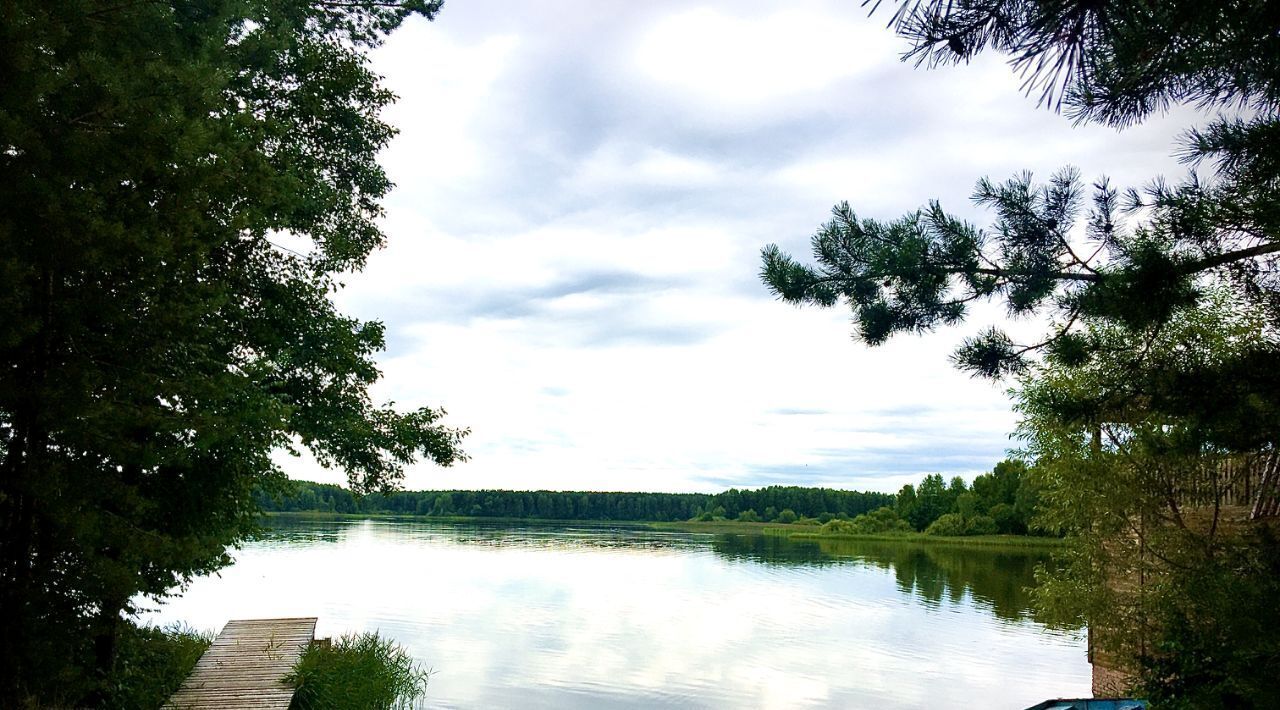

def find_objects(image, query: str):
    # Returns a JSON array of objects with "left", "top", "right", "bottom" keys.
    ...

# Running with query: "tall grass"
[
  {"left": 104, "top": 623, "right": 212, "bottom": 710},
  {"left": 287, "top": 632, "right": 430, "bottom": 710},
  {"left": 791, "top": 530, "right": 1066, "bottom": 548}
]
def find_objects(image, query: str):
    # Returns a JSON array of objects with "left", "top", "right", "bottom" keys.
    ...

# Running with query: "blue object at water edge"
[{"left": 1025, "top": 700, "right": 1147, "bottom": 710}]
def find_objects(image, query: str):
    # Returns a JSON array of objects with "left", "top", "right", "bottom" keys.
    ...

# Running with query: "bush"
[
  {"left": 817, "top": 512, "right": 834, "bottom": 523},
  {"left": 288, "top": 632, "right": 429, "bottom": 710},
  {"left": 820, "top": 507, "right": 912, "bottom": 536},
  {"left": 964, "top": 515, "right": 998, "bottom": 536},
  {"left": 1137, "top": 529, "right": 1280, "bottom": 708},
  {"left": 736, "top": 509, "right": 760, "bottom": 522},
  {"left": 925, "top": 513, "right": 967, "bottom": 536},
  {"left": 862, "top": 506, "right": 912, "bottom": 533},
  {"left": 105, "top": 623, "right": 212, "bottom": 710},
  {"left": 775, "top": 509, "right": 798, "bottom": 524},
  {"left": 989, "top": 503, "right": 1023, "bottom": 535},
  {"left": 822, "top": 519, "right": 859, "bottom": 534}
]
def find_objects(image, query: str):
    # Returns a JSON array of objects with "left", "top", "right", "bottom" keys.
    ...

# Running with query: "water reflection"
[
  {"left": 147, "top": 519, "right": 1088, "bottom": 709},
  {"left": 710, "top": 534, "right": 1053, "bottom": 624}
]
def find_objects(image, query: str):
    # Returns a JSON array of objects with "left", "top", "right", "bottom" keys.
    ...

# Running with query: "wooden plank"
[{"left": 165, "top": 617, "right": 316, "bottom": 710}]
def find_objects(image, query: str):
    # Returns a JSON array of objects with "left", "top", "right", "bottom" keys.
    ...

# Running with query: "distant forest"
[{"left": 256, "top": 482, "right": 896, "bottom": 523}]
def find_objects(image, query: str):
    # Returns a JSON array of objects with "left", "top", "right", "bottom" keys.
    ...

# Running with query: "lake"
[{"left": 141, "top": 518, "right": 1090, "bottom": 708}]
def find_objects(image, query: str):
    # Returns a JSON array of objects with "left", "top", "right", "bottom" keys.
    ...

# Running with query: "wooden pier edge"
[{"left": 165, "top": 617, "right": 317, "bottom": 710}]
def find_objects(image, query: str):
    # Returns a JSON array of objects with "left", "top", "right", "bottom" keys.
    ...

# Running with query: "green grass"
[
  {"left": 104, "top": 623, "right": 212, "bottom": 710},
  {"left": 790, "top": 530, "right": 1067, "bottom": 548},
  {"left": 266, "top": 511, "right": 1063, "bottom": 547},
  {"left": 645, "top": 519, "right": 810, "bottom": 535},
  {"left": 287, "top": 632, "right": 429, "bottom": 710}
]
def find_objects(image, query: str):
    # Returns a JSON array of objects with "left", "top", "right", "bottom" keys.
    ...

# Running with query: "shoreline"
[{"left": 262, "top": 511, "right": 1065, "bottom": 548}]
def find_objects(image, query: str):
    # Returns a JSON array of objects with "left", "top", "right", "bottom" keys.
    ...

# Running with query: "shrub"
[
  {"left": 820, "top": 507, "right": 912, "bottom": 535},
  {"left": 989, "top": 503, "right": 1023, "bottom": 535},
  {"left": 736, "top": 509, "right": 760, "bottom": 522},
  {"left": 964, "top": 515, "right": 998, "bottom": 536},
  {"left": 925, "top": 513, "right": 966, "bottom": 536},
  {"left": 862, "top": 506, "right": 912, "bottom": 533},
  {"left": 822, "top": 519, "right": 859, "bottom": 534},
  {"left": 775, "top": 509, "right": 798, "bottom": 524},
  {"left": 288, "top": 632, "right": 429, "bottom": 710},
  {"left": 105, "top": 623, "right": 212, "bottom": 710}
]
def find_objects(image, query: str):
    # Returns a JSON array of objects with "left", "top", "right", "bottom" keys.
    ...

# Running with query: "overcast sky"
[{"left": 287, "top": 0, "right": 1199, "bottom": 494}]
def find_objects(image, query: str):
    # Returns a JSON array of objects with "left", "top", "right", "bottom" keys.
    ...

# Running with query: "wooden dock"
[{"left": 165, "top": 617, "right": 317, "bottom": 709}]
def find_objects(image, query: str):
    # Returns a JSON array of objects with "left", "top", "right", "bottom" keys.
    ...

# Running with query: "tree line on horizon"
[
  {"left": 256, "top": 481, "right": 899, "bottom": 522},
  {"left": 255, "top": 462, "right": 1040, "bottom": 534}
]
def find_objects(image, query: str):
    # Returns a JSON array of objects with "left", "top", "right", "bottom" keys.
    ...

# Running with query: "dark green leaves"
[
  {"left": 878, "top": 1, "right": 1280, "bottom": 127},
  {"left": 0, "top": 1, "right": 463, "bottom": 701},
  {"left": 763, "top": 161, "right": 1280, "bottom": 378},
  {"left": 763, "top": 199, "right": 984, "bottom": 346}
]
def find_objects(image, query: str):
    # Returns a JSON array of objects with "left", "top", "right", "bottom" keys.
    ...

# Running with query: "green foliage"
[
  {"left": 883, "top": 1, "right": 1280, "bottom": 126},
  {"left": 775, "top": 508, "right": 798, "bottom": 524},
  {"left": 988, "top": 503, "right": 1020, "bottom": 535},
  {"left": 0, "top": 0, "right": 466, "bottom": 702},
  {"left": 963, "top": 515, "right": 998, "bottom": 536},
  {"left": 1021, "top": 294, "right": 1280, "bottom": 702},
  {"left": 925, "top": 513, "right": 967, "bottom": 537},
  {"left": 821, "top": 506, "right": 912, "bottom": 536},
  {"left": 737, "top": 509, "right": 761, "bottom": 522},
  {"left": 259, "top": 482, "right": 896, "bottom": 523},
  {"left": 888, "top": 462, "right": 1040, "bottom": 537},
  {"left": 102, "top": 624, "right": 212, "bottom": 710},
  {"left": 1137, "top": 528, "right": 1280, "bottom": 710},
  {"left": 761, "top": 2, "right": 1280, "bottom": 383},
  {"left": 288, "top": 632, "right": 429, "bottom": 710}
]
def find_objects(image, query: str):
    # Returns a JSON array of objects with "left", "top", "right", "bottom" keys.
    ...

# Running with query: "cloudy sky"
[{"left": 290, "top": 0, "right": 1199, "bottom": 494}]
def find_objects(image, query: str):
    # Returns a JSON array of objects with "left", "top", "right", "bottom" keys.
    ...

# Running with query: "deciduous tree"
[{"left": 0, "top": 1, "right": 466, "bottom": 702}]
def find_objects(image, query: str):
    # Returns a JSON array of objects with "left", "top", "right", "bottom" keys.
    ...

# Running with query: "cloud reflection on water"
[{"left": 143, "top": 519, "right": 1089, "bottom": 709}]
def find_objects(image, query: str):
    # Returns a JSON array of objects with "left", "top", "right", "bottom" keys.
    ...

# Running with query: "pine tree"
[{"left": 762, "top": 1, "right": 1280, "bottom": 397}]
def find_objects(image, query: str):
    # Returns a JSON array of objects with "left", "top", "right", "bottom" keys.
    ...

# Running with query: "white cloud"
[
  {"left": 289, "top": 0, "right": 1198, "bottom": 494},
  {"left": 632, "top": 8, "right": 896, "bottom": 111}
]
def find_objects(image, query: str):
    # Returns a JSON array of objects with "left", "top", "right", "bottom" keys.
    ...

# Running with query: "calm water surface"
[{"left": 142, "top": 519, "right": 1090, "bottom": 708}]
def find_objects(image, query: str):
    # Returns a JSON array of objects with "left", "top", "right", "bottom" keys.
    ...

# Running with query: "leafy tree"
[
  {"left": 895, "top": 483, "right": 918, "bottom": 523},
  {"left": 0, "top": 0, "right": 467, "bottom": 703},
  {"left": 1023, "top": 292, "right": 1279, "bottom": 703},
  {"left": 908, "top": 473, "right": 950, "bottom": 530},
  {"left": 1138, "top": 528, "right": 1280, "bottom": 709},
  {"left": 776, "top": 508, "right": 799, "bottom": 524},
  {"left": 955, "top": 491, "right": 979, "bottom": 519}
]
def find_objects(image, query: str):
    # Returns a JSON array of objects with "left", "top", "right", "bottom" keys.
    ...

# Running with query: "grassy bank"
[
  {"left": 265, "top": 511, "right": 1063, "bottom": 548},
  {"left": 789, "top": 530, "right": 1066, "bottom": 549},
  {"left": 102, "top": 623, "right": 211, "bottom": 710}
]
